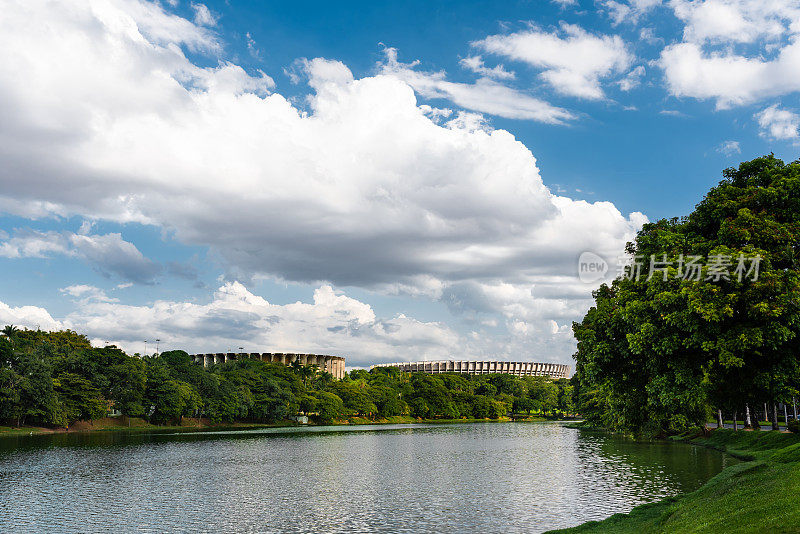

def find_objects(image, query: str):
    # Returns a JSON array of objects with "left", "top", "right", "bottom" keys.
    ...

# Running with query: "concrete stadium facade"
[
  {"left": 371, "top": 360, "right": 570, "bottom": 379},
  {"left": 191, "top": 352, "right": 346, "bottom": 379}
]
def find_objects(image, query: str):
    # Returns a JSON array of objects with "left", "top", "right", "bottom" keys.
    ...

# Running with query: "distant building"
[
  {"left": 371, "top": 360, "right": 570, "bottom": 379},
  {"left": 191, "top": 352, "right": 346, "bottom": 379}
]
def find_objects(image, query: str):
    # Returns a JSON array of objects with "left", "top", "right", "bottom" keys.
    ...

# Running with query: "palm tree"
[
  {"left": 296, "top": 364, "right": 317, "bottom": 388},
  {"left": 1, "top": 325, "right": 19, "bottom": 344}
]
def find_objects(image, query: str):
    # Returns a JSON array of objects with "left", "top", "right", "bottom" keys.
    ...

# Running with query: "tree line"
[
  {"left": 0, "top": 327, "right": 575, "bottom": 427},
  {"left": 573, "top": 155, "right": 800, "bottom": 435}
]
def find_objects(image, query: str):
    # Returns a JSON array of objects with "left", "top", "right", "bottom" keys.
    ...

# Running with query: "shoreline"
[
  {"left": 0, "top": 414, "right": 565, "bottom": 438},
  {"left": 547, "top": 428, "right": 800, "bottom": 533}
]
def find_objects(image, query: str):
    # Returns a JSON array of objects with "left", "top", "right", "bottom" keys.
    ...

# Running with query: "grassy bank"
[
  {"left": 0, "top": 414, "right": 557, "bottom": 437},
  {"left": 548, "top": 429, "right": 800, "bottom": 533},
  {"left": 339, "top": 415, "right": 553, "bottom": 425},
  {"left": 0, "top": 417, "right": 298, "bottom": 436}
]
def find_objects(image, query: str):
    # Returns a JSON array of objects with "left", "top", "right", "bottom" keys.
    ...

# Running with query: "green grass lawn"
[
  {"left": 548, "top": 430, "right": 800, "bottom": 534},
  {"left": 709, "top": 420, "right": 789, "bottom": 428}
]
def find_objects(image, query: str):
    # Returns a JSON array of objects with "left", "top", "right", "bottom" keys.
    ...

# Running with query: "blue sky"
[{"left": 1, "top": 0, "right": 798, "bottom": 367}]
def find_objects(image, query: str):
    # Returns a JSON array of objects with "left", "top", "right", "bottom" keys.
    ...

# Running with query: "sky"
[{"left": 1, "top": 0, "right": 799, "bottom": 369}]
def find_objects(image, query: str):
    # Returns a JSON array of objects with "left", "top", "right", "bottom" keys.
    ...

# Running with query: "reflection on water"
[{"left": 0, "top": 422, "right": 736, "bottom": 533}]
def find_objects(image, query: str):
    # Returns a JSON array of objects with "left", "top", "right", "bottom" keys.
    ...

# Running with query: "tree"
[
  {"left": 327, "top": 381, "right": 377, "bottom": 416},
  {"left": 1, "top": 325, "right": 19, "bottom": 344},
  {"left": 250, "top": 378, "right": 294, "bottom": 422},
  {"left": 17, "top": 356, "right": 63, "bottom": 427},
  {"left": 574, "top": 155, "right": 800, "bottom": 434},
  {"left": 53, "top": 373, "right": 107, "bottom": 424},
  {"left": 404, "top": 374, "right": 458, "bottom": 419},
  {"left": 145, "top": 362, "right": 203, "bottom": 424},
  {"left": 107, "top": 357, "right": 147, "bottom": 417},
  {"left": 0, "top": 367, "right": 23, "bottom": 423},
  {"left": 513, "top": 396, "right": 536, "bottom": 415},
  {"left": 313, "top": 391, "right": 345, "bottom": 424},
  {"left": 471, "top": 395, "right": 506, "bottom": 419},
  {"left": 367, "top": 385, "right": 407, "bottom": 417}
]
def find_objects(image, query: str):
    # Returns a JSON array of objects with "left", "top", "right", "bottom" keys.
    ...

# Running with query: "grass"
[
  {"left": 331, "top": 415, "right": 552, "bottom": 425},
  {"left": 0, "top": 417, "right": 296, "bottom": 437},
  {"left": 547, "top": 429, "right": 800, "bottom": 534},
  {"left": 708, "top": 420, "right": 789, "bottom": 428},
  {"left": 0, "top": 414, "right": 556, "bottom": 437}
]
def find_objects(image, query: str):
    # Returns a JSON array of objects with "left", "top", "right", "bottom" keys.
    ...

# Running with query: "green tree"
[
  {"left": 327, "top": 381, "right": 377, "bottom": 416},
  {"left": 313, "top": 391, "right": 345, "bottom": 424},
  {"left": 53, "top": 373, "right": 107, "bottom": 424},
  {"left": 0, "top": 367, "right": 23, "bottom": 423},
  {"left": 17, "top": 356, "right": 63, "bottom": 427},
  {"left": 107, "top": 357, "right": 147, "bottom": 417},
  {"left": 1, "top": 325, "right": 19, "bottom": 344},
  {"left": 574, "top": 155, "right": 800, "bottom": 434}
]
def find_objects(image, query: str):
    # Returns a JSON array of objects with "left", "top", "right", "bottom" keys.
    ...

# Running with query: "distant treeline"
[{"left": 0, "top": 327, "right": 575, "bottom": 428}]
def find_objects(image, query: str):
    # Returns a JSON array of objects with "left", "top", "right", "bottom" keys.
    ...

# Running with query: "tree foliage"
[
  {"left": 574, "top": 155, "right": 800, "bottom": 434},
  {"left": 0, "top": 327, "right": 574, "bottom": 428}
]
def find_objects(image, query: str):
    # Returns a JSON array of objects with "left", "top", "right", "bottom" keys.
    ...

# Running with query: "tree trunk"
[
  {"left": 733, "top": 410, "right": 738, "bottom": 431},
  {"left": 745, "top": 404, "right": 752, "bottom": 428},
  {"left": 794, "top": 397, "right": 797, "bottom": 421},
  {"left": 784, "top": 405, "right": 789, "bottom": 430},
  {"left": 717, "top": 409, "right": 723, "bottom": 429},
  {"left": 765, "top": 402, "right": 769, "bottom": 423},
  {"left": 772, "top": 403, "right": 779, "bottom": 431}
]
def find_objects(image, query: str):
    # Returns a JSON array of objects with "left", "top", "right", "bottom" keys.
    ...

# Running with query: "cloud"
[
  {"left": 0, "top": 300, "right": 61, "bottom": 332},
  {"left": 670, "top": 0, "right": 800, "bottom": 44},
  {"left": 600, "top": 0, "right": 661, "bottom": 25},
  {"left": 379, "top": 49, "right": 575, "bottom": 123},
  {"left": 474, "top": 23, "right": 633, "bottom": 99},
  {"left": 0, "top": 0, "right": 646, "bottom": 364},
  {"left": 715, "top": 140, "right": 741, "bottom": 155},
  {"left": 755, "top": 104, "right": 800, "bottom": 140},
  {"left": 660, "top": 1, "right": 800, "bottom": 108},
  {"left": 54, "top": 282, "right": 465, "bottom": 367},
  {"left": 190, "top": 2, "right": 217, "bottom": 26},
  {"left": 0, "top": 230, "right": 161, "bottom": 283},
  {"left": 166, "top": 261, "right": 200, "bottom": 281},
  {"left": 639, "top": 27, "right": 662, "bottom": 44},
  {"left": 60, "top": 284, "right": 119, "bottom": 303},
  {"left": 47, "top": 281, "right": 582, "bottom": 366},
  {"left": 459, "top": 56, "right": 515, "bottom": 80},
  {"left": 660, "top": 40, "right": 800, "bottom": 108},
  {"left": 618, "top": 65, "right": 646, "bottom": 91},
  {"left": 246, "top": 32, "right": 261, "bottom": 60},
  {"left": 551, "top": 0, "right": 578, "bottom": 6}
]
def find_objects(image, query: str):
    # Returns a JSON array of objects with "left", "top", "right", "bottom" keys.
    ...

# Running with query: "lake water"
[{"left": 0, "top": 422, "right": 736, "bottom": 533}]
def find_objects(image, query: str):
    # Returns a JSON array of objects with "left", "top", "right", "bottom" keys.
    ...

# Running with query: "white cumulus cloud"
[
  {"left": 474, "top": 23, "right": 633, "bottom": 99},
  {"left": 56, "top": 282, "right": 463, "bottom": 367},
  {"left": 661, "top": 0, "right": 800, "bottom": 108},
  {"left": 0, "top": 0, "right": 647, "bottom": 364},
  {"left": 670, "top": 0, "right": 800, "bottom": 44},
  {"left": 755, "top": 104, "right": 800, "bottom": 140},
  {"left": 0, "top": 301, "right": 62, "bottom": 332}
]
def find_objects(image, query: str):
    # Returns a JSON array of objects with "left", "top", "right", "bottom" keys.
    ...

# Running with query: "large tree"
[{"left": 574, "top": 155, "right": 800, "bottom": 434}]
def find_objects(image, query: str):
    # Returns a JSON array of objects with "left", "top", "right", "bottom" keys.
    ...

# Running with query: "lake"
[{"left": 0, "top": 422, "right": 736, "bottom": 533}]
